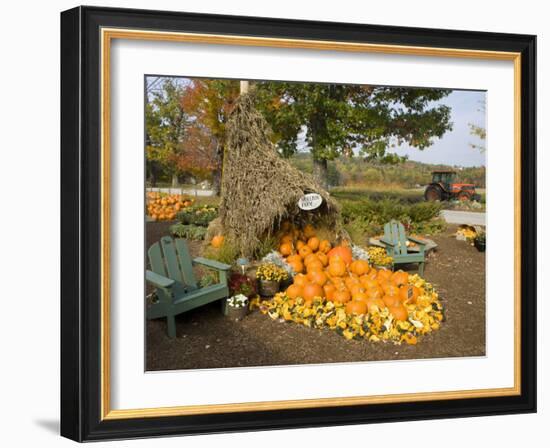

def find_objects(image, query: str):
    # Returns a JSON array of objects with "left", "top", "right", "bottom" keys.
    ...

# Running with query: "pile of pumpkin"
[
  {"left": 146, "top": 192, "right": 194, "bottom": 222},
  {"left": 260, "top": 223, "right": 444, "bottom": 344},
  {"left": 278, "top": 222, "right": 334, "bottom": 275}
]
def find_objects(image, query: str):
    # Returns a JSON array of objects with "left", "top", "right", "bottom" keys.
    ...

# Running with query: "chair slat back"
[
  {"left": 148, "top": 237, "right": 199, "bottom": 288},
  {"left": 160, "top": 236, "right": 183, "bottom": 283},
  {"left": 148, "top": 242, "right": 167, "bottom": 277},
  {"left": 384, "top": 221, "right": 397, "bottom": 256},
  {"left": 175, "top": 238, "right": 197, "bottom": 288},
  {"left": 396, "top": 221, "right": 409, "bottom": 255}
]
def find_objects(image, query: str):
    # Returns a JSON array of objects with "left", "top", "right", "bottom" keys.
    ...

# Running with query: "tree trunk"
[
  {"left": 212, "top": 168, "right": 221, "bottom": 196},
  {"left": 171, "top": 173, "right": 179, "bottom": 188},
  {"left": 211, "top": 144, "right": 224, "bottom": 196},
  {"left": 312, "top": 157, "right": 328, "bottom": 190}
]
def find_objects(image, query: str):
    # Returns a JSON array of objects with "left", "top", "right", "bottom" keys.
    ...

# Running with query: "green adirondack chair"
[
  {"left": 146, "top": 236, "right": 231, "bottom": 338},
  {"left": 379, "top": 220, "right": 427, "bottom": 276}
]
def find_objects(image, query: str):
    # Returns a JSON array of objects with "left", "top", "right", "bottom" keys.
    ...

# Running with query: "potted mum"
[
  {"left": 225, "top": 294, "right": 249, "bottom": 320},
  {"left": 366, "top": 247, "right": 394, "bottom": 270},
  {"left": 256, "top": 263, "right": 289, "bottom": 297},
  {"left": 474, "top": 231, "right": 486, "bottom": 252}
]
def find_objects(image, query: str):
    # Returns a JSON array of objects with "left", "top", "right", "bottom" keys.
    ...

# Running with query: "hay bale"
[{"left": 212, "top": 94, "right": 340, "bottom": 257}]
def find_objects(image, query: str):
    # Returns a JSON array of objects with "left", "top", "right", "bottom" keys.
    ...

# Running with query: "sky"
[{"left": 389, "top": 89, "right": 486, "bottom": 167}]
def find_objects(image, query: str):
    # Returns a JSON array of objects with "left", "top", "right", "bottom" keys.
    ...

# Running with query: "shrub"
[
  {"left": 169, "top": 223, "right": 208, "bottom": 240},
  {"left": 203, "top": 241, "right": 239, "bottom": 266},
  {"left": 343, "top": 219, "right": 382, "bottom": 244},
  {"left": 340, "top": 197, "right": 444, "bottom": 240},
  {"left": 410, "top": 218, "right": 447, "bottom": 235},
  {"left": 253, "top": 235, "right": 278, "bottom": 260},
  {"left": 199, "top": 271, "right": 219, "bottom": 287},
  {"left": 341, "top": 198, "right": 441, "bottom": 227},
  {"left": 176, "top": 205, "right": 218, "bottom": 227},
  {"left": 407, "top": 202, "right": 442, "bottom": 223}
]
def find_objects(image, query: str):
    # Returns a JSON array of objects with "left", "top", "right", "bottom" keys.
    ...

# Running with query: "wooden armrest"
[
  {"left": 193, "top": 257, "right": 232, "bottom": 271},
  {"left": 146, "top": 270, "right": 175, "bottom": 288},
  {"left": 407, "top": 236, "right": 427, "bottom": 246},
  {"left": 379, "top": 237, "right": 395, "bottom": 246}
]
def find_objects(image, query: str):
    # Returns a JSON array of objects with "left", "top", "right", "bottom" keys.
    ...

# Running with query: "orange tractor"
[{"left": 424, "top": 170, "right": 481, "bottom": 202}]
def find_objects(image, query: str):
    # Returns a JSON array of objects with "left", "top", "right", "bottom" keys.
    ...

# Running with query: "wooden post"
[{"left": 240, "top": 80, "right": 249, "bottom": 94}]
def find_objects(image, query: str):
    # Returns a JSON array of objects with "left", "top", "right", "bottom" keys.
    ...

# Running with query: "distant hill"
[{"left": 288, "top": 153, "right": 486, "bottom": 189}]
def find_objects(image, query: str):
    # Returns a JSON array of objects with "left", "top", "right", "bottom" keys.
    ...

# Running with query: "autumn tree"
[
  {"left": 172, "top": 123, "right": 218, "bottom": 184},
  {"left": 255, "top": 82, "right": 453, "bottom": 188},
  {"left": 180, "top": 79, "right": 240, "bottom": 194},
  {"left": 145, "top": 78, "right": 189, "bottom": 186}
]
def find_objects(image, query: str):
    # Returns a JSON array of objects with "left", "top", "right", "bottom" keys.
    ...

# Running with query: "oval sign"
[{"left": 298, "top": 193, "right": 323, "bottom": 211}]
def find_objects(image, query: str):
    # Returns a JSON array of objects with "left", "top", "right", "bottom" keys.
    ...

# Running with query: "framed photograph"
[{"left": 60, "top": 6, "right": 536, "bottom": 441}]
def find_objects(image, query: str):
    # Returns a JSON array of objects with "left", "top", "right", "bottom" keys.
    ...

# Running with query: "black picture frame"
[{"left": 61, "top": 5, "right": 536, "bottom": 442}]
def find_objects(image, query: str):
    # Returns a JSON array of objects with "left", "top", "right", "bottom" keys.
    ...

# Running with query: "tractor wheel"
[
  {"left": 457, "top": 192, "right": 471, "bottom": 202},
  {"left": 424, "top": 185, "right": 442, "bottom": 201}
]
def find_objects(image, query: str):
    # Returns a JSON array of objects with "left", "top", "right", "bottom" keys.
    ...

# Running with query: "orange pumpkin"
[
  {"left": 306, "top": 260, "right": 324, "bottom": 273},
  {"left": 382, "top": 282, "right": 400, "bottom": 297},
  {"left": 288, "top": 259, "right": 304, "bottom": 274},
  {"left": 308, "top": 270, "right": 328, "bottom": 287},
  {"left": 317, "top": 252, "right": 329, "bottom": 267},
  {"left": 327, "top": 246, "right": 353, "bottom": 265},
  {"left": 303, "top": 224, "right": 316, "bottom": 239},
  {"left": 279, "top": 242, "right": 293, "bottom": 256},
  {"left": 365, "top": 268, "right": 378, "bottom": 280},
  {"left": 349, "top": 283, "right": 365, "bottom": 297},
  {"left": 330, "top": 276, "right": 345, "bottom": 289},
  {"left": 350, "top": 260, "right": 370, "bottom": 276},
  {"left": 293, "top": 273, "right": 308, "bottom": 287},
  {"left": 319, "top": 240, "right": 332, "bottom": 254},
  {"left": 345, "top": 300, "right": 368, "bottom": 316},
  {"left": 286, "top": 284, "right": 303, "bottom": 300},
  {"left": 377, "top": 269, "right": 392, "bottom": 282},
  {"left": 344, "top": 275, "right": 360, "bottom": 291},
  {"left": 367, "top": 286, "right": 384, "bottom": 300},
  {"left": 302, "top": 283, "right": 323, "bottom": 303},
  {"left": 391, "top": 270, "right": 409, "bottom": 286},
  {"left": 286, "top": 254, "right": 302, "bottom": 263},
  {"left": 280, "top": 234, "right": 294, "bottom": 244},
  {"left": 303, "top": 253, "right": 319, "bottom": 266},
  {"left": 366, "top": 297, "right": 386, "bottom": 313},
  {"left": 307, "top": 237, "right": 320, "bottom": 251},
  {"left": 360, "top": 276, "right": 378, "bottom": 290},
  {"left": 295, "top": 240, "right": 306, "bottom": 251},
  {"left": 323, "top": 283, "right": 336, "bottom": 301},
  {"left": 398, "top": 285, "right": 420, "bottom": 304},
  {"left": 383, "top": 294, "right": 401, "bottom": 308},
  {"left": 298, "top": 245, "right": 313, "bottom": 258},
  {"left": 352, "top": 290, "right": 369, "bottom": 303},
  {"left": 332, "top": 289, "right": 351, "bottom": 304},
  {"left": 328, "top": 258, "right": 347, "bottom": 277},
  {"left": 388, "top": 304, "right": 408, "bottom": 321}
]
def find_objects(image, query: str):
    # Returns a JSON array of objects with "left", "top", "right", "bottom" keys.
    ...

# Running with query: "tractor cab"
[
  {"left": 431, "top": 171, "right": 456, "bottom": 192},
  {"left": 425, "top": 170, "right": 480, "bottom": 202}
]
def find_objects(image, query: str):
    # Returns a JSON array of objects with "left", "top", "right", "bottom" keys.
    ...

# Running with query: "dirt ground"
[{"left": 145, "top": 222, "right": 485, "bottom": 371}]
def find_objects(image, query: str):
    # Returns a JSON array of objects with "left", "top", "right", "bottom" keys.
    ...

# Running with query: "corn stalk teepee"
[{"left": 207, "top": 91, "right": 340, "bottom": 257}]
